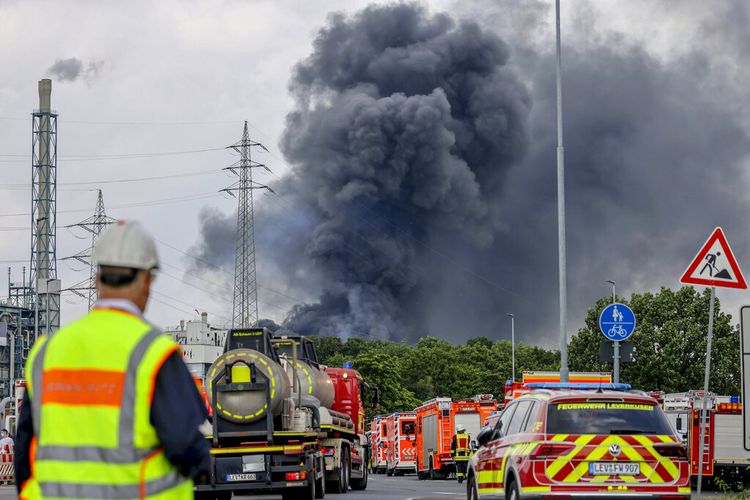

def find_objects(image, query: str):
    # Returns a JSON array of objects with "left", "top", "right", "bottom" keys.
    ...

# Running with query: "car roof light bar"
[{"left": 525, "top": 382, "right": 632, "bottom": 391}]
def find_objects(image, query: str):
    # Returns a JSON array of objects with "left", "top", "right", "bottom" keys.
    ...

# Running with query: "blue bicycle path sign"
[{"left": 599, "top": 303, "right": 636, "bottom": 341}]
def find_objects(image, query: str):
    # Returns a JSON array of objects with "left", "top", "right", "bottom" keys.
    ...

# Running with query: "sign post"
[
  {"left": 598, "top": 303, "right": 636, "bottom": 383},
  {"left": 679, "top": 227, "right": 747, "bottom": 500},
  {"left": 741, "top": 307, "right": 750, "bottom": 452}
]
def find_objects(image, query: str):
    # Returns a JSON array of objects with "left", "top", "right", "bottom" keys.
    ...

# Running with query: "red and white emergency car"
[{"left": 467, "top": 385, "right": 691, "bottom": 499}]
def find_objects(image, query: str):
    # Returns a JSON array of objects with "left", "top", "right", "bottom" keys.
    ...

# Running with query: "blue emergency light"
[
  {"left": 343, "top": 361, "right": 353, "bottom": 369},
  {"left": 731, "top": 395, "right": 740, "bottom": 403},
  {"left": 525, "top": 382, "right": 632, "bottom": 391}
]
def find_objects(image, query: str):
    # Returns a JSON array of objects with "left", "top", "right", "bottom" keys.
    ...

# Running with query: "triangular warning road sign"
[{"left": 680, "top": 227, "right": 747, "bottom": 289}]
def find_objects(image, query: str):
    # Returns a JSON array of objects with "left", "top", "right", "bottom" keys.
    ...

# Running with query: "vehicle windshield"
[
  {"left": 401, "top": 421, "right": 415, "bottom": 435},
  {"left": 546, "top": 401, "right": 673, "bottom": 435}
]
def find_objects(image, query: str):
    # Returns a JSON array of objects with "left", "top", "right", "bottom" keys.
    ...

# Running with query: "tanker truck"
[{"left": 194, "top": 328, "right": 370, "bottom": 500}]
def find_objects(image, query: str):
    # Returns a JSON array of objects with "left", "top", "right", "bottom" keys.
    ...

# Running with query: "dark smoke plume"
[
  {"left": 278, "top": 3, "right": 530, "bottom": 339},
  {"left": 190, "top": 2, "right": 750, "bottom": 345},
  {"left": 48, "top": 57, "right": 103, "bottom": 82}
]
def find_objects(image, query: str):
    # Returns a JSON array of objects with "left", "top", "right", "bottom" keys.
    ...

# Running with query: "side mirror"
[
  {"left": 476, "top": 425, "right": 493, "bottom": 448},
  {"left": 471, "top": 440, "right": 478, "bottom": 451},
  {"left": 675, "top": 416, "right": 683, "bottom": 430}
]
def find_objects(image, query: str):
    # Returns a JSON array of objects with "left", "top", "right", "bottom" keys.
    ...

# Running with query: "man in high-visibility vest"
[
  {"left": 450, "top": 424, "right": 471, "bottom": 484},
  {"left": 15, "top": 221, "right": 210, "bottom": 499}
]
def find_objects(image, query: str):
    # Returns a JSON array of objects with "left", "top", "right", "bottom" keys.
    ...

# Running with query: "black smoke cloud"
[{"left": 190, "top": 2, "right": 750, "bottom": 345}]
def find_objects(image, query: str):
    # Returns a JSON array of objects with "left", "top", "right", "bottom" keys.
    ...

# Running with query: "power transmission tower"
[
  {"left": 63, "top": 190, "right": 116, "bottom": 310},
  {"left": 222, "top": 121, "right": 273, "bottom": 328}
]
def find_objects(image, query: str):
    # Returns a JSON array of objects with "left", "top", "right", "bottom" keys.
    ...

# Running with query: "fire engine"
[
  {"left": 503, "top": 371, "right": 612, "bottom": 406},
  {"left": 367, "top": 416, "right": 387, "bottom": 474},
  {"left": 663, "top": 391, "right": 750, "bottom": 487},
  {"left": 415, "top": 395, "right": 497, "bottom": 480},
  {"left": 385, "top": 411, "right": 417, "bottom": 476}
]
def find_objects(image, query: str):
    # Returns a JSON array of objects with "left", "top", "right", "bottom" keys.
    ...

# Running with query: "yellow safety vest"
[
  {"left": 20, "top": 307, "right": 194, "bottom": 500},
  {"left": 453, "top": 433, "right": 471, "bottom": 460}
]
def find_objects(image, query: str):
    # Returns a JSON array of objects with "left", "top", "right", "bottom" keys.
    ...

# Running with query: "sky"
[{"left": 2, "top": 0, "right": 750, "bottom": 348}]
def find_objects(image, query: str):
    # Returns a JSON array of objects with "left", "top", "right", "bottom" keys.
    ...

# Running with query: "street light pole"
[
  {"left": 606, "top": 280, "right": 620, "bottom": 383},
  {"left": 506, "top": 313, "right": 515, "bottom": 383},
  {"left": 555, "top": 0, "right": 569, "bottom": 382}
]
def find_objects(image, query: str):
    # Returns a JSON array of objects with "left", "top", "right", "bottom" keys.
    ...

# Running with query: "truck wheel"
[
  {"left": 327, "top": 447, "right": 350, "bottom": 494},
  {"left": 386, "top": 467, "right": 393, "bottom": 477},
  {"left": 350, "top": 460, "right": 368, "bottom": 491},
  {"left": 315, "top": 467, "right": 326, "bottom": 499},
  {"left": 284, "top": 476, "right": 315, "bottom": 500}
]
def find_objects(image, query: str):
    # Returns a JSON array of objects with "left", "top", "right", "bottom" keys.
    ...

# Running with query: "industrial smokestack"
[
  {"left": 38, "top": 79, "right": 51, "bottom": 112},
  {"left": 31, "top": 78, "right": 59, "bottom": 336}
]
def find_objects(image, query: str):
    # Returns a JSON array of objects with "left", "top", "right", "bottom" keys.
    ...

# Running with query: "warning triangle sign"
[{"left": 680, "top": 227, "right": 747, "bottom": 289}]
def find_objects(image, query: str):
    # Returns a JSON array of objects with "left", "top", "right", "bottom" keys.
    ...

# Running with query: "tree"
[{"left": 569, "top": 286, "right": 741, "bottom": 395}]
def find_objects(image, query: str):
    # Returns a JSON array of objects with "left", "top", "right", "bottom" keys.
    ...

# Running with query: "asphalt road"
[{"left": 0, "top": 476, "right": 734, "bottom": 500}]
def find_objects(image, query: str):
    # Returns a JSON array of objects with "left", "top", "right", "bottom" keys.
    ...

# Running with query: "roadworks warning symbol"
[{"left": 680, "top": 227, "right": 747, "bottom": 289}]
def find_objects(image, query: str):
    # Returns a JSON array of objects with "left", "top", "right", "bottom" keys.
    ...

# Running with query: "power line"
[{"left": 0, "top": 169, "right": 220, "bottom": 190}]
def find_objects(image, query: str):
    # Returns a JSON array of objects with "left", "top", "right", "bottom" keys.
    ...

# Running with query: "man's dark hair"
[{"left": 98, "top": 266, "right": 140, "bottom": 288}]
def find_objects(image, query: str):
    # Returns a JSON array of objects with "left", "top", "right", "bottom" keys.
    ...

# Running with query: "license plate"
[
  {"left": 226, "top": 473, "right": 257, "bottom": 481},
  {"left": 589, "top": 462, "right": 640, "bottom": 475}
]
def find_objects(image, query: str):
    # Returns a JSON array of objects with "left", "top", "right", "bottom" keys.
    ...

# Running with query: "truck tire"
[
  {"left": 283, "top": 476, "right": 315, "bottom": 500},
  {"left": 328, "top": 446, "right": 350, "bottom": 494},
  {"left": 386, "top": 467, "right": 393, "bottom": 477},
  {"left": 315, "top": 467, "right": 326, "bottom": 499},
  {"left": 350, "top": 459, "right": 368, "bottom": 491}
]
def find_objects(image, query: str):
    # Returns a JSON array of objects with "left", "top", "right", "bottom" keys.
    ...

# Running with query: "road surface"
[{"left": 0, "top": 475, "right": 733, "bottom": 499}]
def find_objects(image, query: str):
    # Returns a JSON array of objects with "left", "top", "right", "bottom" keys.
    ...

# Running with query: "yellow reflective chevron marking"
[
  {"left": 546, "top": 435, "right": 594, "bottom": 479},
  {"left": 632, "top": 435, "right": 678, "bottom": 480}
]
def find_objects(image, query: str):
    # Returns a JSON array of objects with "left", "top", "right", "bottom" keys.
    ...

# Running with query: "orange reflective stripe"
[{"left": 41, "top": 369, "right": 125, "bottom": 406}]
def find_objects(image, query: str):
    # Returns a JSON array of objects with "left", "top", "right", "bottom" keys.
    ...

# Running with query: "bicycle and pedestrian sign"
[{"left": 598, "top": 303, "right": 636, "bottom": 341}]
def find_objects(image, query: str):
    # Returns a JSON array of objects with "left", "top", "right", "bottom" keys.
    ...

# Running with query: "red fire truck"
[
  {"left": 368, "top": 415, "right": 388, "bottom": 473},
  {"left": 415, "top": 395, "right": 497, "bottom": 480},
  {"left": 503, "top": 371, "right": 612, "bottom": 406},
  {"left": 663, "top": 391, "right": 750, "bottom": 487},
  {"left": 385, "top": 411, "right": 417, "bottom": 476}
]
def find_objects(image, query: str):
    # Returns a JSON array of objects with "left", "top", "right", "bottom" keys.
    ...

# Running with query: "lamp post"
[
  {"left": 606, "top": 280, "right": 616, "bottom": 303},
  {"left": 606, "top": 280, "right": 620, "bottom": 383},
  {"left": 555, "top": 0, "right": 569, "bottom": 383},
  {"left": 506, "top": 313, "right": 515, "bottom": 383}
]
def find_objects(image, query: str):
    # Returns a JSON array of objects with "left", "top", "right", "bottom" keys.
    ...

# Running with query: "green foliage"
[
  {"left": 569, "top": 286, "right": 741, "bottom": 395},
  {"left": 310, "top": 286, "right": 741, "bottom": 416},
  {"left": 312, "top": 334, "right": 559, "bottom": 414}
]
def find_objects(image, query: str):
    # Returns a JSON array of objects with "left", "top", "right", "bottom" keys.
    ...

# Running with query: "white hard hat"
[
  {"left": 92, "top": 220, "right": 159, "bottom": 270},
  {"left": 456, "top": 424, "right": 466, "bottom": 433}
]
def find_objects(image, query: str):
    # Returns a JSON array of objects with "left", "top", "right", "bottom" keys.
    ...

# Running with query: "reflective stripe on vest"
[{"left": 23, "top": 310, "right": 192, "bottom": 499}]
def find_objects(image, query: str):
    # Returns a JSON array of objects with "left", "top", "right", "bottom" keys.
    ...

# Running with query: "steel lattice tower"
[
  {"left": 63, "top": 190, "right": 116, "bottom": 310},
  {"left": 223, "top": 122, "right": 273, "bottom": 328},
  {"left": 30, "top": 79, "right": 59, "bottom": 337}
]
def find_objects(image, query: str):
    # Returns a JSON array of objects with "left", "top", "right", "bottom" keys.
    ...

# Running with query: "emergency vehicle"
[
  {"left": 467, "top": 384, "right": 691, "bottom": 499},
  {"left": 663, "top": 391, "right": 750, "bottom": 487},
  {"left": 385, "top": 411, "right": 417, "bottom": 476},
  {"left": 416, "top": 395, "right": 498, "bottom": 480},
  {"left": 369, "top": 415, "right": 388, "bottom": 473},
  {"left": 503, "top": 372, "right": 612, "bottom": 406}
]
